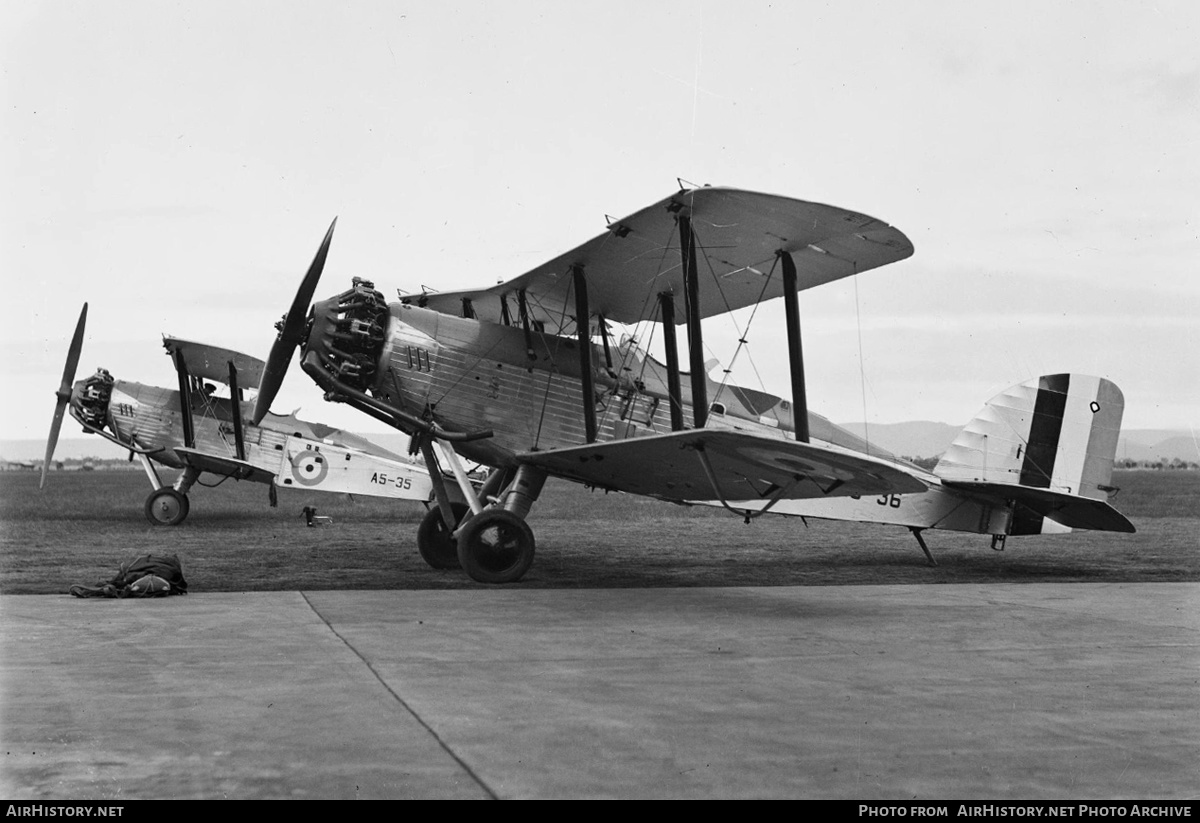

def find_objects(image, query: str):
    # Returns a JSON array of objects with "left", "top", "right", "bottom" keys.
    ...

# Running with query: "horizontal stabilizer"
[
  {"left": 518, "top": 430, "right": 926, "bottom": 503},
  {"left": 941, "top": 481, "right": 1135, "bottom": 533}
]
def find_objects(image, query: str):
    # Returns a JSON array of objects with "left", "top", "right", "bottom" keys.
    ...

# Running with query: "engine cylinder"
[
  {"left": 305, "top": 277, "right": 389, "bottom": 393},
  {"left": 78, "top": 368, "right": 114, "bottom": 427}
]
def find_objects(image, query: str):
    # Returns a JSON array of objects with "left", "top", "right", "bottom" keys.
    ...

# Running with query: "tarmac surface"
[{"left": 2, "top": 582, "right": 1197, "bottom": 800}]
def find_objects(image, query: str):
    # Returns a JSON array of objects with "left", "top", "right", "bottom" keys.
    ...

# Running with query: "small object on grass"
[{"left": 300, "top": 506, "right": 333, "bottom": 527}]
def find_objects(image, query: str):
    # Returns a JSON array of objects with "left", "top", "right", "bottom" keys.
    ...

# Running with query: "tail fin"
[{"left": 934, "top": 374, "right": 1134, "bottom": 533}]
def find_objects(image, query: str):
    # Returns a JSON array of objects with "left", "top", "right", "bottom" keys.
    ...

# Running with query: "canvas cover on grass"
[{"left": 69, "top": 553, "right": 188, "bottom": 598}]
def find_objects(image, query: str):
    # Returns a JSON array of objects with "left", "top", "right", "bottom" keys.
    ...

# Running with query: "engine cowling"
[
  {"left": 77, "top": 368, "right": 114, "bottom": 427},
  {"left": 304, "top": 277, "right": 389, "bottom": 393}
]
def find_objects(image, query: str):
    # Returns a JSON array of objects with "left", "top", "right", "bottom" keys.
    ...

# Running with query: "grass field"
[{"left": 0, "top": 469, "right": 1196, "bottom": 594}]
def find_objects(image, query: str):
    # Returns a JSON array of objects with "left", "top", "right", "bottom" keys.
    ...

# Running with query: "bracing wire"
[
  {"left": 853, "top": 269, "right": 872, "bottom": 456},
  {"left": 712, "top": 254, "right": 780, "bottom": 416}
]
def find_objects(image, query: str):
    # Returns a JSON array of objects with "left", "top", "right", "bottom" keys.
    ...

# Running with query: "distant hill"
[
  {"left": 1114, "top": 435, "right": 1199, "bottom": 464},
  {"left": 3, "top": 426, "right": 1195, "bottom": 466},
  {"left": 2, "top": 438, "right": 131, "bottom": 463},
  {"left": 838, "top": 423, "right": 1196, "bottom": 463},
  {"left": 835, "top": 422, "right": 960, "bottom": 460}
]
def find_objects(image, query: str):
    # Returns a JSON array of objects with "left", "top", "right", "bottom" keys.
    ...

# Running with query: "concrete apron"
[{"left": 2, "top": 583, "right": 1197, "bottom": 799}]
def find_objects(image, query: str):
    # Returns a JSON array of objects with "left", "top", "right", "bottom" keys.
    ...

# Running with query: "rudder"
[{"left": 934, "top": 374, "right": 1133, "bottom": 534}]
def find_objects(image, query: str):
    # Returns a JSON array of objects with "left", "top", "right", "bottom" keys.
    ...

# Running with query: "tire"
[
  {"left": 416, "top": 502, "right": 469, "bottom": 570},
  {"left": 145, "top": 488, "right": 189, "bottom": 526},
  {"left": 456, "top": 509, "right": 535, "bottom": 584}
]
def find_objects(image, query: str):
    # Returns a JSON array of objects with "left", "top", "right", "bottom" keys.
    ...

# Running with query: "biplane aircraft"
[
  {"left": 42, "top": 303, "right": 434, "bottom": 525},
  {"left": 251, "top": 185, "right": 1133, "bottom": 583}
]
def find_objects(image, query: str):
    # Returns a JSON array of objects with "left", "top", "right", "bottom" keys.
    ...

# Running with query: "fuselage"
[
  {"left": 71, "top": 375, "right": 406, "bottom": 476},
  {"left": 76, "top": 377, "right": 316, "bottom": 471},
  {"left": 367, "top": 303, "right": 909, "bottom": 464},
  {"left": 303, "top": 296, "right": 1015, "bottom": 535}
]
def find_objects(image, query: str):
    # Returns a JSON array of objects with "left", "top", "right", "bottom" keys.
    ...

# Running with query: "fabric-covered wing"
[
  {"left": 174, "top": 447, "right": 276, "bottom": 484},
  {"left": 517, "top": 430, "right": 926, "bottom": 503},
  {"left": 162, "top": 337, "right": 266, "bottom": 387},
  {"left": 406, "top": 187, "right": 913, "bottom": 334}
]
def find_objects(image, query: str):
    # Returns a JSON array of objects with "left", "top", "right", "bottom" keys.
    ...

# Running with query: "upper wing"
[
  {"left": 517, "top": 429, "right": 927, "bottom": 503},
  {"left": 162, "top": 337, "right": 266, "bottom": 387},
  {"left": 406, "top": 187, "right": 913, "bottom": 334}
]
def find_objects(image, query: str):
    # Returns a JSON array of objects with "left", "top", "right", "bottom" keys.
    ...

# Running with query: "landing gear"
[
  {"left": 416, "top": 502, "right": 469, "bottom": 569},
  {"left": 456, "top": 509, "right": 536, "bottom": 584},
  {"left": 145, "top": 487, "right": 189, "bottom": 526},
  {"left": 414, "top": 437, "right": 545, "bottom": 583}
]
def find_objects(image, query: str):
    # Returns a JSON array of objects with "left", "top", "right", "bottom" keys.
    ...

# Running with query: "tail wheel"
[
  {"left": 456, "top": 509, "right": 535, "bottom": 584},
  {"left": 145, "top": 488, "right": 189, "bottom": 526},
  {"left": 416, "top": 502, "right": 469, "bottom": 570}
]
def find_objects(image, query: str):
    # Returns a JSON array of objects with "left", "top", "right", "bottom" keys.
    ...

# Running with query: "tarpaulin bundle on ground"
[{"left": 69, "top": 553, "right": 188, "bottom": 598}]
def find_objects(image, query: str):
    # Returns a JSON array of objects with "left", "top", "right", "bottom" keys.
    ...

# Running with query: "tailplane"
[{"left": 934, "top": 374, "right": 1134, "bottom": 534}]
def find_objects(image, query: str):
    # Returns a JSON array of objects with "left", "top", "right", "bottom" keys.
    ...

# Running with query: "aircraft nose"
[
  {"left": 75, "top": 368, "right": 115, "bottom": 427},
  {"left": 302, "top": 278, "right": 389, "bottom": 393}
]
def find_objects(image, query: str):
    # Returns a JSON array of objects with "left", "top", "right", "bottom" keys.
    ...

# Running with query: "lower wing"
[{"left": 518, "top": 430, "right": 926, "bottom": 503}]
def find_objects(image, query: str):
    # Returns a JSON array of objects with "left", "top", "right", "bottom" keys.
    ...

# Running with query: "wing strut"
[
  {"left": 171, "top": 348, "right": 196, "bottom": 449},
  {"left": 599, "top": 315, "right": 613, "bottom": 370},
  {"left": 779, "top": 251, "right": 810, "bottom": 443},
  {"left": 517, "top": 289, "right": 536, "bottom": 361},
  {"left": 680, "top": 216, "right": 707, "bottom": 428},
  {"left": 571, "top": 265, "right": 597, "bottom": 443},
  {"left": 226, "top": 361, "right": 246, "bottom": 461},
  {"left": 658, "top": 292, "right": 685, "bottom": 431}
]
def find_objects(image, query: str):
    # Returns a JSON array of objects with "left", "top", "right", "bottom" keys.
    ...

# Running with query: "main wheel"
[
  {"left": 416, "top": 502, "right": 469, "bottom": 570},
  {"left": 145, "top": 488, "right": 189, "bottom": 526},
  {"left": 456, "top": 509, "right": 535, "bottom": 584}
]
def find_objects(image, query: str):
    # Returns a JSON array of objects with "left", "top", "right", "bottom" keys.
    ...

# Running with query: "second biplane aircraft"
[{"left": 42, "top": 304, "right": 433, "bottom": 524}]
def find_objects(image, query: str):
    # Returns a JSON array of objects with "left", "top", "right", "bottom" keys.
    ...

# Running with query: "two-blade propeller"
[
  {"left": 252, "top": 218, "right": 337, "bottom": 425},
  {"left": 42, "top": 303, "right": 88, "bottom": 489}
]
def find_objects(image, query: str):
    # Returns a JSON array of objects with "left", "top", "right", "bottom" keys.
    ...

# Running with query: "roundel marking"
[{"left": 290, "top": 450, "right": 329, "bottom": 486}]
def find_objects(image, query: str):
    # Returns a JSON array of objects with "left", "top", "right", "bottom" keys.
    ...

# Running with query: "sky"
[{"left": 2, "top": 0, "right": 1197, "bottom": 443}]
